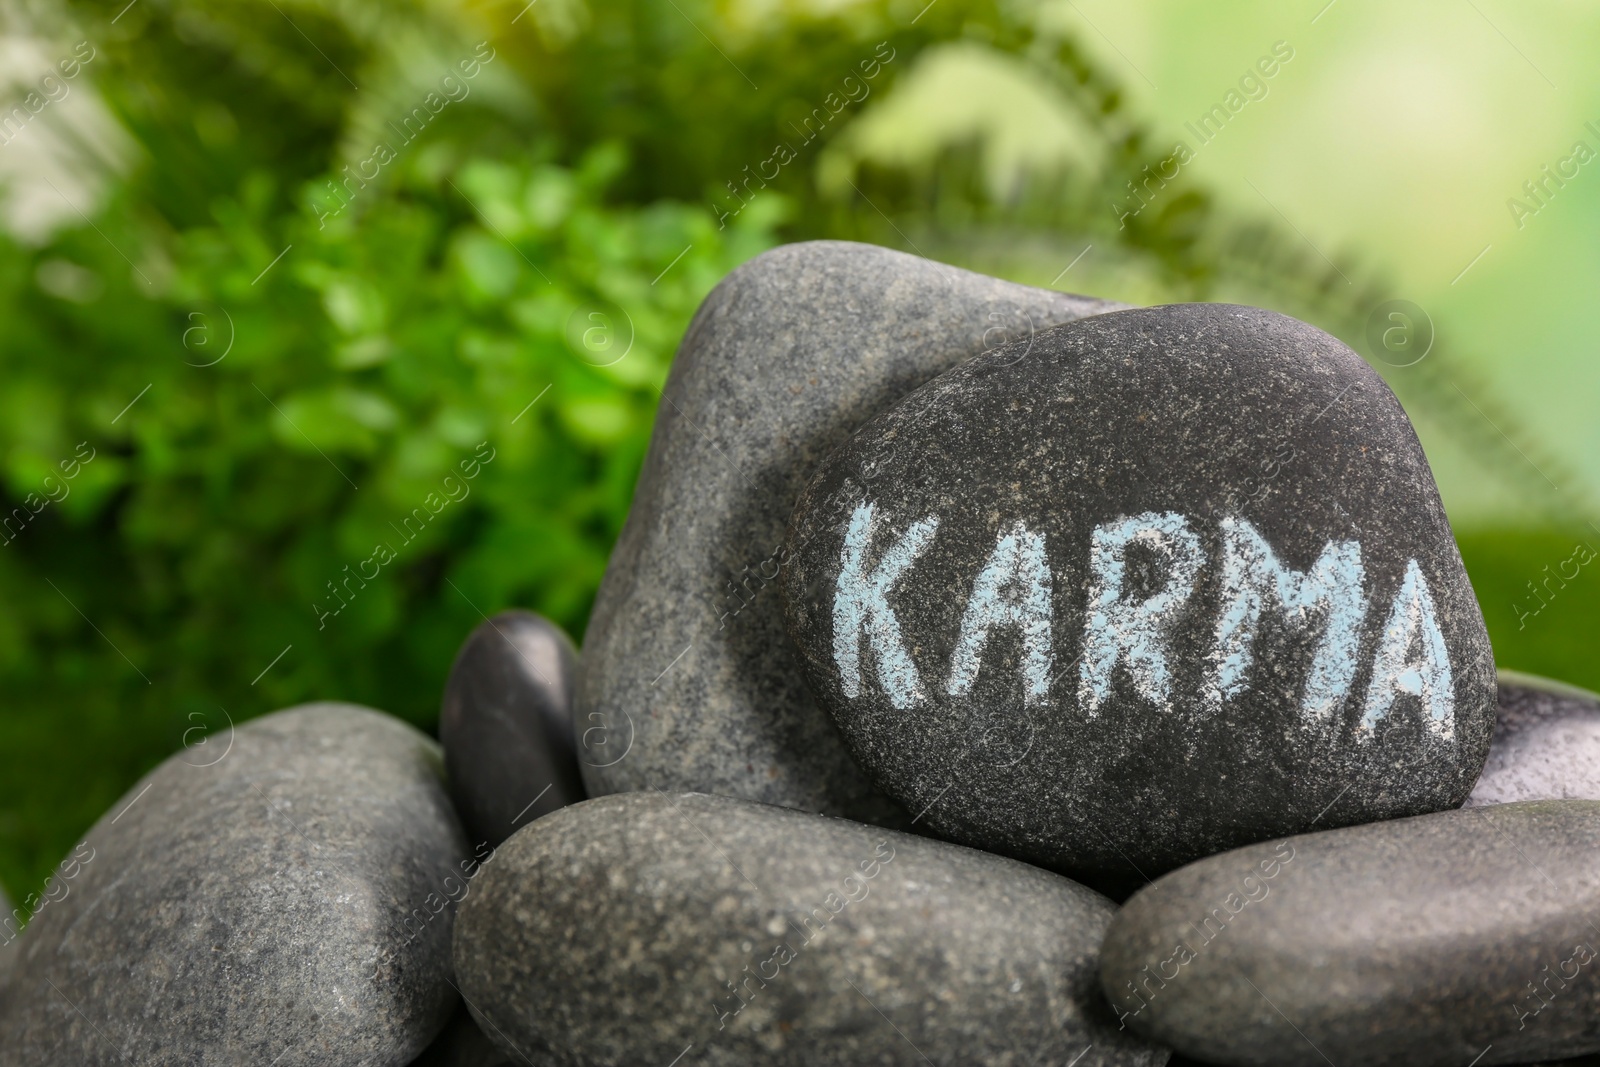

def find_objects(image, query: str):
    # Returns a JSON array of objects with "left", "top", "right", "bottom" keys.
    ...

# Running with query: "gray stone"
[
  {"left": 1101, "top": 800, "right": 1600, "bottom": 1067},
  {"left": 782, "top": 302, "right": 1495, "bottom": 881},
  {"left": 411, "top": 1003, "right": 522, "bottom": 1066},
  {"left": 1468, "top": 671, "right": 1600, "bottom": 807},
  {"left": 453, "top": 791, "right": 1167, "bottom": 1067},
  {"left": 576, "top": 240, "right": 1124, "bottom": 825},
  {"left": 441, "top": 610, "right": 584, "bottom": 848},
  {"left": 0, "top": 702, "right": 473, "bottom": 1066}
]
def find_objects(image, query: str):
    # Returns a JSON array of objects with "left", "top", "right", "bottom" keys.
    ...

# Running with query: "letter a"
[
  {"left": 834, "top": 502, "right": 939, "bottom": 708},
  {"left": 946, "top": 520, "right": 1054, "bottom": 704},
  {"left": 1209, "top": 517, "right": 1366, "bottom": 719},
  {"left": 1079, "top": 512, "right": 1205, "bottom": 716},
  {"left": 1359, "top": 559, "right": 1454, "bottom": 740}
]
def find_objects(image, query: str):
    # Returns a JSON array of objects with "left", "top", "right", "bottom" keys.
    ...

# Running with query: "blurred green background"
[{"left": 1, "top": 0, "right": 1596, "bottom": 902}]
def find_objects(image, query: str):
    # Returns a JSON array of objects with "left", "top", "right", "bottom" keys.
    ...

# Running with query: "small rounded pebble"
[
  {"left": 440, "top": 610, "right": 584, "bottom": 848},
  {"left": 1467, "top": 670, "right": 1600, "bottom": 807}
]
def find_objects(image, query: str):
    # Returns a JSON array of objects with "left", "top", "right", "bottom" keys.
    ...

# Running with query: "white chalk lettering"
[
  {"left": 1078, "top": 512, "right": 1205, "bottom": 716},
  {"left": 1209, "top": 517, "right": 1366, "bottom": 719},
  {"left": 946, "top": 520, "right": 1054, "bottom": 704},
  {"left": 834, "top": 502, "right": 939, "bottom": 709},
  {"left": 828, "top": 503, "right": 1458, "bottom": 739},
  {"left": 1359, "top": 558, "right": 1454, "bottom": 739}
]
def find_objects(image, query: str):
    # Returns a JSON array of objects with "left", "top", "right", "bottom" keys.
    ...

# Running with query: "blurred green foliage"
[{"left": 0, "top": 0, "right": 1595, "bottom": 903}]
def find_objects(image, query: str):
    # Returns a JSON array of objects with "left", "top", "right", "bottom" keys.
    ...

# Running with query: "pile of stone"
[{"left": 3, "top": 243, "right": 1598, "bottom": 1067}]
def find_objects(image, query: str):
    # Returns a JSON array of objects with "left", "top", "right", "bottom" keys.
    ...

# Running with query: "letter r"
[{"left": 1078, "top": 511, "right": 1205, "bottom": 715}]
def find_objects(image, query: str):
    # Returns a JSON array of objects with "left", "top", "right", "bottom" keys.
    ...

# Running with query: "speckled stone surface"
[
  {"left": 1468, "top": 671, "right": 1600, "bottom": 807},
  {"left": 454, "top": 791, "right": 1167, "bottom": 1067},
  {"left": 441, "top": 610, "right": 584, "bottom": 848},
  {"left": 782, "top": 303, "right": 1495, "bottom": 880},
  {"left": 575, "top": 240, "right": 1125, "bottom": 825},
  {"left": 1102, "top": 800, "right": 1600, "bottom": 1067},
  {"left": 0, "top": 703, "right": 472, "bottom": 1066}
]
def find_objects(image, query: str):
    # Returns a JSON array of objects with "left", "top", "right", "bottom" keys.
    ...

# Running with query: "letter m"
[
  {"left": 0, "top": 106, "right": 29, "bottom": 142},
  {"left": 401, "top": 107, "right": 430, "bottom": 138},
  {"left": 1198, "top": 103, "right": 1230, "bottom": 137},
  {"left": 1209, "top": 517, "right": 1366, "bottom": 720},
  {"left": 833, "top": 502, "right": 938, "bottom": 709}
]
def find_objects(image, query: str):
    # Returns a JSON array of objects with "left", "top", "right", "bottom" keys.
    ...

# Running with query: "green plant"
[{"left": 1, "top": 0, "right": 1593, "bottom": 907}]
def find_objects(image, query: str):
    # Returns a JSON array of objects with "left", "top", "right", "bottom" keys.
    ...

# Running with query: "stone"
[
  {"left": 411, "top": 1002, "right": 521, "bottom": 1066},
  {"left": 440, "top": 610, "right": 584, "bottom": 848},
  {"left": 782, "top": 302, "right": 1496, "bottom": 882},
  {"left": 576, "top": 240, "right": 1125, "bottom": 825},
  {"left": 453, "top": 791, "right": 1167, "bottom": 1067},
  {"left": 1468, "top": 670, "right": 1600, "bottom": 807},
  {"left": 1101, "top": 800, "right": 1600, "bottom": 1067},
  {"left": 0, "top": 702, "right": 474, "bottom": 1066}
]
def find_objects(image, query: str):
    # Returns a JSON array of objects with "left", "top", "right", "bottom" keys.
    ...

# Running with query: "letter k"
[{"left": 834, "top": 502, "right": 939, "bottom": 709}]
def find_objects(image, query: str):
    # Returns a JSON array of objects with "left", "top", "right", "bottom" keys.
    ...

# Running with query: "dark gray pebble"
[
  {"left": 1102, "top": 800, "right": 1600, "bottom": 1066},
  {"left": 782, "top": 302, "right": 1495, "bottom": 880},
  {"left": 454, "top": 791, "right": 1167, "bottom": 1067},
  {"left": 0, "top": 702, "right": 472, "bottom": 1066},
  {"left": 576, "top": 240, "right": 1125, "bottom": 826},
  {"left": 441, "top": 610, "right": 584, "bottom": 847},
  {"left": 411, "top": 1002, "right": 525, "bottom": 1066},
  {"left": 1468, "top": 671, "right": 1600, "bottom": 807}
]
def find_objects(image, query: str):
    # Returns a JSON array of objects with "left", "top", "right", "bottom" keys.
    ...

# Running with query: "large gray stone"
[
  {"left": 575, "top": 240, "right": 1123, "bottom": 824},
  {"left": 441, "top": 610, "right": 584, "bottom": 849},
  {"left": 1101, "top": 800, "right": 1600, "bottom": 1067},
  {"left": 0, "top": 702, "right": 473, "bottom": 1066},
  {"left": 454, "top": 791, "right": 1167, "bottom": 1067},
  {"left": 782, "top": 303, "right": 1495, "bottom": 881},
  {"left": 1468, "top": 671, "right": 1600, "bottom": 807}
]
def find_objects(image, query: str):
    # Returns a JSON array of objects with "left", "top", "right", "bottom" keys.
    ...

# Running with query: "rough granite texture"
[
  {"left": 454, "top": 792, "right": 1167, "bottom": 1067},
  {"left": 0, "top": 703, "right": 472, "bottom": 1067},
  {"left": 1468, "top": 671, "right": 1600, "bottom": 807},
  {"left": 782, "top": 303, "right": 1495, "bottom": 880},
  {"left": 441, "top": 610, "right": 584, "bottom": 848},
  {"left": 1102, "top": 800, "right": 1600, "bottom": 1067},
  {"left": 575, "top": 240, "right": 1125, "bottom": 824}
]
